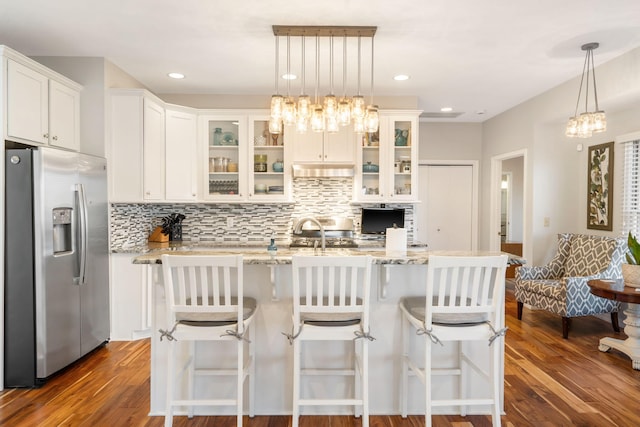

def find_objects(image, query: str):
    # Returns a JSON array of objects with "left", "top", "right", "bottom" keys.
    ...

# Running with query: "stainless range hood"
[{"left": 292, "top": 163, "right": 355, "bottom": 178}]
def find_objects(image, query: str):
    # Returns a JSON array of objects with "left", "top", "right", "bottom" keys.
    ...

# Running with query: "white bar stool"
[
  {"left": 286, "top": 255, "right": 374, "bottom": 427},
  {"left": 160, "top": 254, "right": 257, "bottom": 427},
  {"left": 399, "top": 255, "right": 508, "bottom": 427}
]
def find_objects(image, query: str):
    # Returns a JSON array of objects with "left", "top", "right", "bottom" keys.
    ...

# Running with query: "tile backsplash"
[{"left": 110, "top": 177, "right": 414, "bottom": 249}]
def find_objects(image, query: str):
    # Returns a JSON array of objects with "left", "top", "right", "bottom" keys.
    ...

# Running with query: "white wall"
[
  {"left": 419, "top": 122, "right": 482, "bottom": 161},
  {"left": 482, "top": 46, "right": 640, "bottom": 265}
]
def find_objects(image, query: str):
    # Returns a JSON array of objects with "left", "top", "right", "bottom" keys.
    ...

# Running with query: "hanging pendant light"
[
  {"left": 296, "top": 35, "right": 311, "bottom": 130},
  {"left": 338, "top": 36, "right": 352, "bottom": 127},
  {"left": 311, "top": 35, "right": 325, "bottom": 132},
  {"left": 269, "top": 36, "right": 283, "bottom": 134},
  {"left": 270, "top": 26, "right": 376, "bottom": 135},
  {"left": 282, "top": 35, "right": 297, "bottom": 126},
  {"left": 324, "top": 36, "right": 338, "bottom": 132},
  {"left": 565, "top": 42, "right": 607, "bottom": 138},
  {"left": 351, "top": 35, "right": 366, "bottom": 123},
  {"left": 364, "top": 36, "right": 379, "bottom": 133}
]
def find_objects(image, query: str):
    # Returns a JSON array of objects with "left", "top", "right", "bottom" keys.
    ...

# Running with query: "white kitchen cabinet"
[
  {"left": 165, "top": 106, "right": 197, "bottom": 201},
  {"left": 247, "top": 116, "right": 291, "bottom": 201},
  {"left": 200, "top": 112, "right": 249, "bottom": 201},
  {"left": 354, "top": 110, "right": 420, "bottom": 202},
  {"left": 108, "top": 89, "right": 166, "bottom": 202},
  {"left": 291, "top": 125, "right": 355, "bottom": 163},
  {"left": 6, "top": 57, "right": 81, "bottom": 151},
  {"left": 143, "top": 97, "right": 165, "bottom": 201},
  {"left": 109, "top": 254, "right": 152, "bottom": 340}
]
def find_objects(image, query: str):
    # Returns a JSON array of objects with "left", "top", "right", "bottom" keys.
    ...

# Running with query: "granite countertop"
[{"left": 128, "top": 241, "right": 525, "bottom": 266}]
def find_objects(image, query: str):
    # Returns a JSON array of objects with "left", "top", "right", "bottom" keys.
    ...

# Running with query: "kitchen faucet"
[{"left": 293, "top": 217, "right": 325, "bottom": 252}]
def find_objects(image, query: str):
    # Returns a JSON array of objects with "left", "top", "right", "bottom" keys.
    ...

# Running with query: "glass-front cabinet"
[
  {"left": 247, "top": 116, "right": 290, "bottom": 201},
  {"left": 200, "top": 111, "right": 290, "bottom": 202},
  {"left": 201, "top": 114, "right": 247, "bottom": 201},
  {"left": 355, "top": 110, "right": 420, "bottom": 202}
]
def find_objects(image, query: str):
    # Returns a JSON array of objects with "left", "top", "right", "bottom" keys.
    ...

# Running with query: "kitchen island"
[{"left": 131, "top": 244, "right": 522, "bottom": 418}]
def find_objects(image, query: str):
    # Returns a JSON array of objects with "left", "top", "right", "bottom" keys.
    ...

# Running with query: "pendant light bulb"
[
  {"left": 364, "top": 105, "right": 379, "bottom": 133},
  {"left": 269, "top": 116, "right": 282, "bottom": 134},
  {"left": 311, "top": 106, "right": 325, "bottom": 132}
]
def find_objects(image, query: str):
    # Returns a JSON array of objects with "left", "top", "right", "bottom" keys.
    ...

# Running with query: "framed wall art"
[{"left": 587, "top": 141, "right": 614, "bottom": 230}]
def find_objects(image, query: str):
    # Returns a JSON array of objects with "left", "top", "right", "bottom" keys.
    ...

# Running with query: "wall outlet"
[{"left": 227, "top": 217, "right": 234, "bottom": 228}]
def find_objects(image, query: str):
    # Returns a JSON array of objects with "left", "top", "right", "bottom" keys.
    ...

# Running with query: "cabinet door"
[
  {"left": 248, "top": 116, "right": 289, "bottom": 201},
  {"left": 108, "top": 94, "right": 144, "bottom": 202},
  {"left": 203, "top": 115, "right": 247, "bottom": 201},
  {"left": 165, "top": 109, "right": 197, "bottom": 201},
  {"left": 49, "top": 80, "right": 80, "bottom": 151},
  {"left": 324, "top": 125, "right": 355, "bottom": 163},
  {"left": 292, "top": 130, "right": 324, "bottom": 162},
  {"left": 356, "top": 129, "right": 385, "bottom": 201},
  {"left": 109, "top": 254, "right": 150, "bottom": 340},
  {"left": 387, "top": 116, "right": 418, "bottom": 201},
  {"left": 7, "top": 59, "right": 48, "bottom": 144},
  {"left": 143, "top": 98, "right": 165, "bottom": 200}
]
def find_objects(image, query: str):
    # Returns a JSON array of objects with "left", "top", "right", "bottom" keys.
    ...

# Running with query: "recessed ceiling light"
[
  {"left": 476, "top": 110, "right": 486, "bottom": 115},
  {"left": 393, "top": 74, "right": 410, "bottom": 81},
  {"left": 167, "top": 72, "right": 185, "bottom": 79},
  {"left": 440, "top": 107, "right": 453, "bottom": 112},
  {"left": 282, "top": 73, "right": 297, "bottom": 80}
]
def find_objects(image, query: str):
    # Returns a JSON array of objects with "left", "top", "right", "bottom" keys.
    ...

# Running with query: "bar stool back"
[
  {"left": 287, "top": 255, "right": 374, "bottom": 427},
  {"left": 399, "top": 255, "right": 508, "bottom": 427},
  {"left": 160, "top": 254, "right": 256, "bottom": 427}
]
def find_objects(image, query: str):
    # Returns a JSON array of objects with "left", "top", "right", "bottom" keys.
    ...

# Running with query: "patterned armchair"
[{"left": 515, "top": 233, "right": 625, "bottom": 339}]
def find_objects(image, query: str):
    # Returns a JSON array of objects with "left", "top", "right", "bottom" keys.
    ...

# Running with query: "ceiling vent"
[{"left": 420, "top": 111, "right": 465, "bottom": 119}]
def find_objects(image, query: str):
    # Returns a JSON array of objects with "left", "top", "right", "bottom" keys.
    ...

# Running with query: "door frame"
[
  {"left": 418, "top": 160, "right": 479, "bottom": 250},
  {"left": 490, "top": 149, "right": 528, "bottom": 259}
]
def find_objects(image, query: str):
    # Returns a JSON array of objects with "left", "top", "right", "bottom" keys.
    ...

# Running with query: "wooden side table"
[{"left": 587, "top": 279, "right": 640, "bottom": 370}]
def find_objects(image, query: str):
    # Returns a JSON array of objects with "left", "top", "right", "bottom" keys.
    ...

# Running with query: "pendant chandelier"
[
  {"left": 565, "top": 42, "right": 607, "bottom": 138},
  {"left": 269, "top": 25, "right": 378, "bottom": 135}
]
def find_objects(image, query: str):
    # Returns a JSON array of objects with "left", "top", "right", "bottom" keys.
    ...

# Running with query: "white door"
[{"left": 418, "top": 164, "right": 474, "bottom": 250}]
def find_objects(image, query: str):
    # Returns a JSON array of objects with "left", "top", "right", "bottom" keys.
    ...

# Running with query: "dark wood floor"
[{"left": 1, "top": 282, "right": 639, "bottom": 426}]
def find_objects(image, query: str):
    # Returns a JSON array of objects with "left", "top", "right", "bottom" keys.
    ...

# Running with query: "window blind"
[{"left": 622, "top": 139, "right": 640, "bottom": 238}]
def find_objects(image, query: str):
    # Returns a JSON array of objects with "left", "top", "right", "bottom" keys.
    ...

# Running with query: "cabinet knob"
[
  {"left": 43, "top": 133, "right": 49, "bottom": 139},
  {"left": 52, "top": 135, "right": 58, "bottom": 141}
]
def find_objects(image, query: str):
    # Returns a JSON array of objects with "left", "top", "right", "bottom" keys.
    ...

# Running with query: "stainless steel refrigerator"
[{"left": 4, "top": 146, "right": 109, "bottom": 387}]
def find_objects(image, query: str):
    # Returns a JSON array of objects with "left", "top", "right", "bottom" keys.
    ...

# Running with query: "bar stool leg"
[
  {"left": 165, "top": 339, "right": 175, "bottom": 427},
  {"left": 237, "top": 338, "right": 244, "bottom": 427},
  {"left": 400, "top": 315, "right": 409, "bottom": 418},
  {"left": 425, "top": 337, "right": 432, "bottom": 427},
  {"left": 292, "top": 338, "right": 301, "bottom": 427},
  {"left": 188, "top": 341, "right": 195, "bottom": 419},
  {"left": 249, "top": 325, "right": 256, "bottom": 418},
  {"left": 362, "top": 339, "right": 370, "bottom": 427}
]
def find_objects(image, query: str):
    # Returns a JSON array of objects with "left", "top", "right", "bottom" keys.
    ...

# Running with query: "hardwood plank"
[{"left": 1, "top": 281, "right": 639, "bottom": 426}]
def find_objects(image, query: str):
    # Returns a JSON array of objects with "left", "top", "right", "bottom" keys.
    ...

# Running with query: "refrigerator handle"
[{"left": 75, "top": 183, "right": 89, "bottom": 286}]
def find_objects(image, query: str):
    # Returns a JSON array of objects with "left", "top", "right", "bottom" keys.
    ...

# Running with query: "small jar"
[
  {"left": 212, "top": 157, "right": 227, "bottom": 172},
  {"left": 401, "top": 159, "right": 411, "bottom": 174},
  {"left": 212, "top": 128, "right": 223, "bottom": 146},
  {"left": 227, "top": 162, "right": 238, "bottom": 172},
  {"left": 272, "top": 159, "right": 284, "bottom": 172}
]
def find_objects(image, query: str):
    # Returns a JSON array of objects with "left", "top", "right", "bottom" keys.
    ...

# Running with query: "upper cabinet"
[
  {"left": 6, "top": 56, "right": 81, "bottom": 151},
  {"left": 355, "top": 110, "right": 420, "bottom": 202},
  {"left": 248, "top": 116, "right": 290, "bottom": 201},
  {"left": 291, "top": 125, "right": 355, "bottom": 163},
  {"left": 200, "top": 113, "right": 247, "bottom": 201},
  {"left": 199, "top": 111, "right": 291, "bottom": 203},
  {"left": 142, "top": 97, "right": 166, "bottom": 201},
  {"left": 108, "top": 89, "right": 166, "bottom": 203},
  {"left": 165, "top": 106, "right": 197, "bottom": 201}
]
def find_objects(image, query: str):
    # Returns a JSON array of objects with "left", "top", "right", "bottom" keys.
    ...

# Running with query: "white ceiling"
[{"left": 2, "top": 0, "right": 640, "bottom": 122}]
